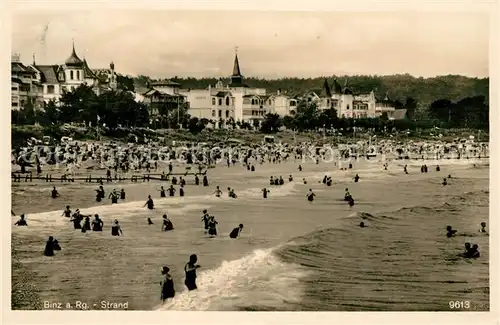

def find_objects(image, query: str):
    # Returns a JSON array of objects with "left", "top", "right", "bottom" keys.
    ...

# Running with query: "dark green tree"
[{"left": 260, "top": 113, "right": 283, "bottom": 134}]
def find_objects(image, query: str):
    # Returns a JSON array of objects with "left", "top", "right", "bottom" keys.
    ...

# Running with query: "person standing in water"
[
  {"left": 201, "top": 210, "right": 210, "bottom": 233},
  {"left": 184, "top": 254, "right": 200, "bottom": 291},
  {"left": 14, "top": 214, "right": 27, "bottom": 226},
  {"left": 306, "top": 189, "right": 316, "bottom": 203},
  {"left": 262, "top": 188, "right": 270, "bottom": 199},
  {"left": 120, "top": 189, "right": 126, "bottom": 200},
  {"left": 111, "top": 219, "right": 123, "bottom": 236},
  {"left": 44, "top": 236, "right": 55, "bottom": 256},
  {"left": 92, "top": 214, "right": 104, "bottom": 231},
  {"left": 213, "top": 186, "right": 223, "bottom": 198},
  {"left": 479, "top": 222, "right": 487, "bottom": 233},
  {"left": 62, "top": 206, "right": 72, "bottom": 218},
  {"left": 158, "top": 186, "right": 166, "bottom": 198},
  {"left": 83, "top": 216, "right": 91, "bottom": 231},
  {"left": 108, "top": 189, "right": 119, "bottom": 204},
  {"left": 51, "top": 187, "right": 60, "bottom": 199},
  {"left": 229, "top": 224, "right": 244, "bottom": 239},
  {"left": 144, "top": 195, "right": 155, "bottom": 210},
  {"left": 179, "top": 184, "right": 185, "bottom": 197},
  {"left": 160, "top": 266, "right": 175, "bottom": 302},
  {"left": 167, "top": 185, "right": 176, "bottom": 197},
  {"left": 207, "top": 216, "right": 218, "bottom": 236}
]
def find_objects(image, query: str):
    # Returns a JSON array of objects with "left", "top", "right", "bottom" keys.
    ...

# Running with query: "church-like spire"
[
  {"left": 229, "top": 47, "right": 244, "bottom": 87},
  {"left": 232, "top": 47, "right": 241, "bottom": 76}
]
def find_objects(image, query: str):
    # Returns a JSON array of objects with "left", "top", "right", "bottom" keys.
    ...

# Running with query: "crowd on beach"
[{"left": 12, "top": 134, "right": 489, "bottom": 304}]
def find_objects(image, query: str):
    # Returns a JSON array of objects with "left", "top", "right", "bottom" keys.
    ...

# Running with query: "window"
[
  {"left": 290, "top": 101, "right": 296, "bottom": 107},
  {"left": 12, "top": 102, "right": 18, "bottom": 107},
  {"left": 11, "top": 86, "right": 17, "bottom": 91},
  {"left": 251, "top": 99, "right": 255, "bottom": 105},
  {"left": 70, "top": 70, "right": 74, "bottom": 80},
  {"left": 347, "top": 104, "right": 350, "bottom": 110},
  {"left": 218, "top": 98, "right": 222, "bottom": 106},
  {"left": 226, "top": 97, "right": 230, "bottom": 106},
  {"left": 225, "top": 110, "right": 229, "bottom": 118},
  {"left": 77, "top": 70, "right": 80, "bottom": 80},
  {"left": 212, "top": 98, "right": 216, "bottom": 105},
  {"left": 218, "top": 110, "right": 222, "bottom": 117},
  {"left": 59, "top": 72, "right": 64, "bottom": 80},
  {"left": 212, "top": 110, "right": 216, "bottom": 117},
  {"left": 47, "top": 85, "right": 55, "bottom": 94}
]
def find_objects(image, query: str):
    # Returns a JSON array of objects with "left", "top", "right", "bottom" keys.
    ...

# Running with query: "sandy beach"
[{"left": 11, "top": 156, "right": 489, "bottom": 311}]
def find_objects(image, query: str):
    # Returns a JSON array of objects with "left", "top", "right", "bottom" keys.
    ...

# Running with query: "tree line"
[
  {"left": 12, "top": 84, "right": 488, "bottom": 137},
  {"left": 132, "top": 74, "right": 488, "bottom": 112}
]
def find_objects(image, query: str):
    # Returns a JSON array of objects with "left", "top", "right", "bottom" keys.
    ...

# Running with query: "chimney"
[{"left": 11, "top": 53, "right": 20, "bottom": 63}]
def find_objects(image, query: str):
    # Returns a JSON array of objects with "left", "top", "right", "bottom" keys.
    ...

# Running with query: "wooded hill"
[{"left": 121, "top": 74, "right": 489, "bottom": 110}]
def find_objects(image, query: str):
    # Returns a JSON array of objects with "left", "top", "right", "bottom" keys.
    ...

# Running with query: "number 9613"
[{"left": 449, "top": 301, "right": 470, "bottom": 309}]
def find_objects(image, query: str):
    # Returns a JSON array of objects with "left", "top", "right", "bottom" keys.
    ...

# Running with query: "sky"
[{"left": 11, "top": 10, "right": 490, "bottom": 79}]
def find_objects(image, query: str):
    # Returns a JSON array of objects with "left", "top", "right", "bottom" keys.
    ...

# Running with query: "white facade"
[{"left": 27, "top": 43, "right": 117, "bottom": 104}]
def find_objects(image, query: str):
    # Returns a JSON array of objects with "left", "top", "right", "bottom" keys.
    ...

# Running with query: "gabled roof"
[
  {"left": 83, "top": 60, "right": 99, "bottom": 80},
  {"left": 35, "top": 65, "right": 60, "bottom": 84},
  {"left": 215, "top": 91, "right": 232, "bottom": 97}
]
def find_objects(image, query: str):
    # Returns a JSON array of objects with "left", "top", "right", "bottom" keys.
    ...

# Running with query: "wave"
[{"left": 156, "top": 246, "right": 308, "bottom": 311}]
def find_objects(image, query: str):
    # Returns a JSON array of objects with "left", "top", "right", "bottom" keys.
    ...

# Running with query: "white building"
[
  {"left": 26, "top": 42, "right": 117, "bottom": 104},
  {"left": 180, "top": 52, "right": 268, "bottom": 126}
]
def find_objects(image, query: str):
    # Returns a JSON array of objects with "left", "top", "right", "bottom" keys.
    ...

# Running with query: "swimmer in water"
[
  {"left": 442, "top": 178, "right": 448, "bottom": 186},
  {"left": 469, "top": 244, "right": 480, "bottom": 258},
  {"left": 62, "top": 206, "right": 72, "bottom": 218},
  {"left": 213, "top": 186, "right": 223, "bottom": 198},
  {"left": 167, "top": 185, "right": 176, "bottom": 197},
  {"left": 228, "top": 187, "right": 237, "bottom": 198},
  {"left": 14, "top": 214, "right": 27, "bottom": 226},
  {"left": 344, "top": 188, "right": 352, "bottom": 201},
  {"left": 83, "top": 216, "right": 91, "bottom": 231},
  {"left": 359, "top": 222, "right": 365, "bottom": 228},
  {"left": 108, "top": 189, "right": 119, "bottom": 204},
  {"left": 53, "top": 239, "right": 61, "bottom": 251},
  {"left": 51, "top": 187, "right": 60, "bottom": 199},
  {"left": 348, "top": 197, "right": 355, "bottom": 207},
  {"left": 162, "top": 214, "right": 174, "bottom": 231},
  {"left": 120, "top": 189, "right": 126, "bottom": 200},
  {"left": 229, "top": 224, "right": 244, "bottom": 239},
  {"left": 463, "top": 243, "right": 472, "bottom": 257},
  {"left": 353, "top": 174, "right": 360, "bottom": 182},
  {"left": 404, "top": 165, "right": 408, "bottom": 174},
  {"left": 184, "top": 254, "right": 200, "bottom": 291},
  {"left": 207, "top": 216, "right": 218, "bottom": 236},
  {"left": 201, "top": 210, "right": 210, "bottom": 233},
  {"left": 148, "top": 217, "right": 154, "bottom": 225},
  {"left": 289, "top": 175, "right": 293, "bottom": 182},
  {"left": 111, "top": 219, "right": 123, "bottom": 236},
  {"left": 179, "top": 185, "right": 185, "bottom": 197},
  {"left": 303, "top": 178, "right": 307, "bottom": 185},
  {"left": 92, "top": 214, "right": 104, "bottom": 231},
  {"left": 446, "top": 225, "right": 457, "bottom": 238},
  {"left": 306, "top": 189, "right": 316, "bottom": 203},
  {"left": 298, "top": 165, "right": 302, "bottom": 171},
  {"left": 262, "top": 188, "right": 270, "bottom": 199},
  {"left": 160, "top": 266, "right": 175, "bottom": 302},
  {"left": 158, "top": 186, "right": 166, "bottom": 198},
  {"left": 44, "top": 236, "right": 55, "bottom": 256},
  {"left": 479, "top": 222, "right": 487, "bottom": 233},
  {"left": 436, "top": 165, "right": 441, "bottom": 172},
  {"left": 144, "top": 195, "right": 155, "bottom": 210}
]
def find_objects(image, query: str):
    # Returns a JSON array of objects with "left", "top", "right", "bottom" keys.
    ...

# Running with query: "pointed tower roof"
[
  {"left": 229, "top": 48, "right": 246, "bottom": 87},
  {"left": 343, "top": 78, "right": 353, "bottom": 95},
  {"left": 320, "top": 78, "right": 332, "bottom": 97},
  {"left": 331, "top": 79, "right": 343, "bottom": 94},
  {"left": 65, "top": 40, "right": 83, "bottom": 66},
  {"left": 232, "top": 53, "right": 241, "bottom": 76}
]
